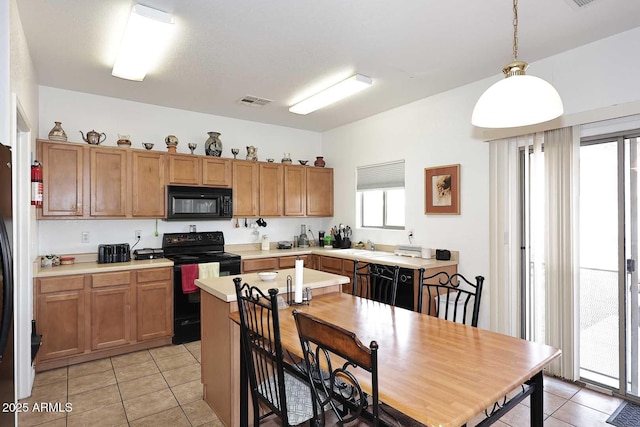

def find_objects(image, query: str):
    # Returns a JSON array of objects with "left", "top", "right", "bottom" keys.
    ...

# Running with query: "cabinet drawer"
[
  {"left": 39, "top": 275, "right": 85, "bottom": 293},
  {"left": 278, "top": 255, "right": 308, "bottom": 268},
  {"left": 319, "top": 256, "right": 343, "bottom": 274},
  {"left": 137, "top": 268, "right": 172, "bottom": 284},
  {"left": 242, "top": 258, "right": 279, "bottom": 273},
  {"left": 91, "top": 271, "right": 131, "bottom": 288}
]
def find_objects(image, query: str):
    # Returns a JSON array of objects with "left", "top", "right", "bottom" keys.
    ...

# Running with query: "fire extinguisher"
[{"left": 31, "top": 160, "right": 43, "bottom": 207}]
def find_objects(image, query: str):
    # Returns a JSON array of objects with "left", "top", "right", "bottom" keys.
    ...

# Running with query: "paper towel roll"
[{"left": 294, "top": 258, "right": 304, "bottom": 303}]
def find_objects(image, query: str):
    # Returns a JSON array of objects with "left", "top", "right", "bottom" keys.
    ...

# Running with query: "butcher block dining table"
[{"left": 231, "top": 291, "right": 561, "bottom": 427}]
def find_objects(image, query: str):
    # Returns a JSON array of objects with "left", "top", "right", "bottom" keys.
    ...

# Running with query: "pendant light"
[{"left": 471, "top": 0, "right": 563, "bottom": 128}]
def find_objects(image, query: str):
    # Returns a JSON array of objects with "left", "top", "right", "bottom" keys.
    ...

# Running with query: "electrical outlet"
[
  {"left": 81, "top": 231, "right": 89, "bottom": 243},
  {"left": 135, "top": 230, "right": 142, "bottom": 240}
]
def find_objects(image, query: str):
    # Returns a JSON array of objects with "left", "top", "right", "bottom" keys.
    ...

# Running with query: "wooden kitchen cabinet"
[
  {"left": 167, "top": 154, "right": 201, "bottom": 185},
  {"left": 242, "top": 257, "right": 279, "bottom": 273},
  {"left": 39, "top": 141, "right": 84, "bottom": 217},
  {"left": 36, "top": 275, "right": 86, "bottom": 361},
  {"left": 259, "top": 163, "right": 283, "bottom": 216},
  {"left": 136, "top": 268, "right": 173, "bottom": 341},
  {"left": 90, "top": 147, "right": 127, "bottom": 217},
  {"left": 317, "top": 255, "right": 354, "bottom": 293},
  {"left": 278, "top": 255, "right": 310, "bottom": 268},
  {"left": 131, "top": 151, "right": 166, "bottom": 217},
  {"left": 232, "top": 160, "right": 259, "bottom": 217},
  {"left": 168, "top": 155, "right": 232, "bottom": 187},
  {"left": 34, "top": 266, "right": 173, "bottom": 372},
  {"left": 283, "top": 165, "right": 306, "bottom": 216},
  {"left": 90, "top": 271, "right": 132, "bottom": 350},
  {"left": 306, "top": 167, "right": 333, "bottom": 216}
]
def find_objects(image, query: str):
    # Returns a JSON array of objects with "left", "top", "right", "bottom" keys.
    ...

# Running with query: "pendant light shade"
[
  {"left": 472, "top": 73, "right": 563, "bottom": 128},
  {"left": 471, "top": 0, "right": 563, "bottom": 128}
]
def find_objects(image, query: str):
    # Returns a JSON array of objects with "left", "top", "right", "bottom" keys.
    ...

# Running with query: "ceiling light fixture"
[
  {"left": 289, "top": 74, "right": 373, "bottom": 115},
  {"left": 112, "top": 4, "right": 174, "bottom": 82},
  {"left": 471, "top": 0, "right": 563, "bottom": 128}
]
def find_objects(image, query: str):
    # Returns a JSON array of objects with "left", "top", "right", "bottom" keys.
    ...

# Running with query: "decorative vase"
[
  {"left": 281, "top": 152, "right": 292, "bottom": 164},
  {"left": 314, "top": 156, "right": 326, "bottom": 167},
  {"left": 246, "top": 146, "right": 258, "bottom": 161},
  {"left": 165, "top": 135, "right": 179, "bottom": 153},
  {"left": 48, "top": 121, "right": 68, "bottom": 142},
  {"left": 205, "top": 132, "right": 223, "bottom": 157}
]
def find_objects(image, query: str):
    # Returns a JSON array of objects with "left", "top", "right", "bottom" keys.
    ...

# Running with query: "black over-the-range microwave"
[{"left": 166, "top": 185, "right": 233, "bottom": 220}]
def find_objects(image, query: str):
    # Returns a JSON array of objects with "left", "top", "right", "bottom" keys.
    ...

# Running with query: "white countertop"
[
  {"left": 34, "top": 258, "right": 174, "bottom": 277},
  {"left": 233, "top": 247, "right": 458, "bottom": 270},
  {"left": 195, "top": 267, "right": 349, "bottom": 302}
]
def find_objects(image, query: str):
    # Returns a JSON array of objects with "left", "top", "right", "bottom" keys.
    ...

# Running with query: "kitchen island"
[{"left": 195, "top": 268, "right": 349, "bottom": 427}]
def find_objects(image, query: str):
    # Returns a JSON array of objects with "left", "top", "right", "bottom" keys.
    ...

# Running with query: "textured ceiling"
[{"left": 15, "top": 0, "right": 640, "bottom": 132}]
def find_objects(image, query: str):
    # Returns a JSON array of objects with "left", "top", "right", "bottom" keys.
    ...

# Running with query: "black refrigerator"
[{"left": 0, "top": 143, "right": 14, "bottom": 426}]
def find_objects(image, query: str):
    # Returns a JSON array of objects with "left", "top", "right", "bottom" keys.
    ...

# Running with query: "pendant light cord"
[{"left": 512, "top": 0, "right": 519, "bottom": 61}]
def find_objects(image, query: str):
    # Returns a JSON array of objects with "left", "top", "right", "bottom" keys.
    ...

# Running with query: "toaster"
[
  {"left": 98, "top": 243, "right": 131, "bottom": 264},
  {"left": 133, "top": 248, "right": 164, "bottom": 260}
]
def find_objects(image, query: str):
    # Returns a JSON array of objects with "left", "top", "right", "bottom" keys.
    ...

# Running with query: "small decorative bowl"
[
  {"left": 266, "top": 158, "right": 275, "bottom": 163},
  {"left": 258, "top": 271, "right": 278, "bottom": 281},
  {"left": 142, "top": 143, "right": 154, "bottom": 150},
  {"left": 298, "top": 160, "right": 308, "bottom": 165},
  {"left": 60, "top": 256, "right": 75, "bottom": 265}
]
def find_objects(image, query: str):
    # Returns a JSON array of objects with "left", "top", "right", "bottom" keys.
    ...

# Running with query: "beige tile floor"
[{"left": 19, "top": 341, "right": 626, "bottom": 427}]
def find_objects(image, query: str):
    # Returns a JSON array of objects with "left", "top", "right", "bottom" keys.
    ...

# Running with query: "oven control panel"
[{"left": 163, "top": 231, "right": 224, "bottom": 247}]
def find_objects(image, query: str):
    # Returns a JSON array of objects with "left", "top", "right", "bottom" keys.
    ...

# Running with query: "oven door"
[
  {"left": 166, "top": 185, "right": 232, "bottom": 220},
  {"left": 172, "top": 258, "right": 241, "bottom": 344}
]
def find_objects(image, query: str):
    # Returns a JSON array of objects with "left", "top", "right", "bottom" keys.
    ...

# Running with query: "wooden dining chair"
[
  {"left": 292, "top": 310, "right": 380, "bottom": 426},
  {"left": 352, "top": 261, "right": 400, "bottom": 306},
  {"left": 233, "top": 278, "right": 319, "bottom": 426},
  {"left": 417, "top": 270, "right": 484, "bottom": 327}
]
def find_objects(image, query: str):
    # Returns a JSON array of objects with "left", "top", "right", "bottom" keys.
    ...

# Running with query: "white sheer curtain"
[{"left": 489, "top": 127, "right": 580, "bottom": 380}]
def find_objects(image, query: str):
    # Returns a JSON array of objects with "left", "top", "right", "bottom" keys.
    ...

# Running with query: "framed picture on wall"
[{"left": 424, "top": 164, "right": 460, "bottom": 215}]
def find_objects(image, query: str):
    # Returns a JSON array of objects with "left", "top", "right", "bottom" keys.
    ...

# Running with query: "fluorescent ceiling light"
[
  {"left": 112, "top": 4, "right": 174, "bottom": 81},
  {"left": 289, "top": 74, "right": 373, "bottom": 115}
]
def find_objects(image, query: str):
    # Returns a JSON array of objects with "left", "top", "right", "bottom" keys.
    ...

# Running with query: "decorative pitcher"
[
  {"left": 205, "top": 132, "right": 223, "bottom": 157},
  {"left": 246, "top": 146, "right": 258, "bottom": 161},
  {"left": 79, "top": 130, "right": 106, "bottom": 145}
]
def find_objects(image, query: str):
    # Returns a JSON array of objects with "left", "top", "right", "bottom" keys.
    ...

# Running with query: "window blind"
[{"left": 356, "top": 160, "right": 405, "bottom": 190}]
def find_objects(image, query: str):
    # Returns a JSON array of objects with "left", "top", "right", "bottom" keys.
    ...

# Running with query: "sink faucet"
[{"left": 367, "top": 240, "right": 375, "bottom": 251}]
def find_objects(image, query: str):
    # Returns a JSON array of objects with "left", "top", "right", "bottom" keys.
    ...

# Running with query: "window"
[{"left": 356, "top": 160, "right": 405, "bottom": 229}]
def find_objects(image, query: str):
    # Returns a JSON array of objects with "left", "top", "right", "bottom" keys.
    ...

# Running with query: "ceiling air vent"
[
  {"left": 566, "top": 0, "right": 597, "bottom": 8},
  {"left": 238, "top": 95, "right": 273, "bottom": 107}
]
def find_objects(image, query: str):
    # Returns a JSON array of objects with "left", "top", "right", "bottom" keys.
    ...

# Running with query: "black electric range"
[{"left": 162, "top": 232, "right": 241, "bottom": 344}]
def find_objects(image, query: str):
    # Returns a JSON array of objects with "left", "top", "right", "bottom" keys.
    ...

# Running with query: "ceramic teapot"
[{"left": 79, "top": 130, "right": 106, "bottom": 145}]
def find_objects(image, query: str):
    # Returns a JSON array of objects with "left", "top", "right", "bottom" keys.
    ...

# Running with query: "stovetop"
[{"left": 162, "top": 231, "right": 240, "bottom": 265}]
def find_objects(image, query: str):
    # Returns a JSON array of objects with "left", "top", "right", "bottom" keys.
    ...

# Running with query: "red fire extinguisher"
[{"left": 31, "top": 160, "right": 43, "bottom": 207}]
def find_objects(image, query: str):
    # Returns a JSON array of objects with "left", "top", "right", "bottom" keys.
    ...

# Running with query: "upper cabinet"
[
  {"left": 232, "top": 160, "right": 259, "bottom": 217},
  {"left": 306, "top": 167, "right": 333, "bottom": 216},
  {"left": 259, "top": 163, "right": 283, "bottom": 216},
  {"left": 40, "top": 141, "right": 84, "bottom": 217},
  {"left": 167, "top": 154, "right": 232, "bottom": 188},
  {"left": 38, "top": 140, "right": 165, "bottom": 219},
  {"left": 283, "top": 165, "right": 306, "bottom": 216}
]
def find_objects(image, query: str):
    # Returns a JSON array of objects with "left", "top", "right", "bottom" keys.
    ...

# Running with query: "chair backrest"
[
  {"left": 292, "top": 310, "right": 379, "bottom": 426},
  {"left": 234, "top": 277, "right": 291, "bottom": 425},
  {"left": 352, "top": 261, "right": 400, "bottom": 306},
  {"left": 417, "top": 270, "right": 484, "bottom": 327}
]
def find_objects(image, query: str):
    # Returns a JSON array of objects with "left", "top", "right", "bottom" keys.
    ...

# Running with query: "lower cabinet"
[
  {"left": 316, "top": 255, "right": 354, "bottom": 294},
  {"left": 35, "top": 266, "right": 173, "bottom": 371}
]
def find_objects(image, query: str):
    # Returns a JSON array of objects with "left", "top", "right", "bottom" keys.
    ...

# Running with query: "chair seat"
[{"left": 259, "top": 371, "right": 318, "bottom": 426}]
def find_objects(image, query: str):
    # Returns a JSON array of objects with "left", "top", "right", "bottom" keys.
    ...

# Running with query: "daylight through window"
[{"left": 356, "top": 160, "right": 405, "bottom": 229}]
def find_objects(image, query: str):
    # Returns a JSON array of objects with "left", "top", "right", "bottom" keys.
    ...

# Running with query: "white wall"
[
  {"left": 9, "top": 0, "right": 40, "bottom": 401},
  {"left": 322, "top": 26, "right": 640, "bottom": 330},
  {"left": 37, "top": 87, "right": 327, "bottom": 254}
]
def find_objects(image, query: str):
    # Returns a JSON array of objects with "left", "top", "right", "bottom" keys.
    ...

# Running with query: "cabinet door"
[
  {"left": 278, "top": 255, "right": 309, "bottom": 268},
  {"left": 90, "top": 271, "right": 132, "bottom": 350},
  {"left": 132, "top": 151, "right": 166, "bottom": 217},
  {"left": 242, "top": 257, "right": 279, "bottom": 273},
  {"left": 202, "top": 158, "right": 232, "bottom": 187},
  {"left": 168, "top": 155, "right": 201, "bottom": 185},
  {"left": 283, "top": 165, "right": 306, "bottom": 216},
  {"left": 259, "top": 163, "right": 283, "bottom": 216},
  {"left": 91, "top": 286, "right": 132, "bottom": 350},
  {"left": 36, "top": 276, "right": 86, "bottom": 361},
  {"left": 40, "top": 141, "right": 84, "bottom": 217},
  {"left": 136, "top": 268, "right": 173, "bottom": 341},
  {"left": 90, "top": 147, "right": 127, "bottom": 217},
  {"left": 306, "top": 168, "right": 333, "bottom": 216},
  {"left": 232, "top": 160, "right": 259, "bottom": 217}
]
